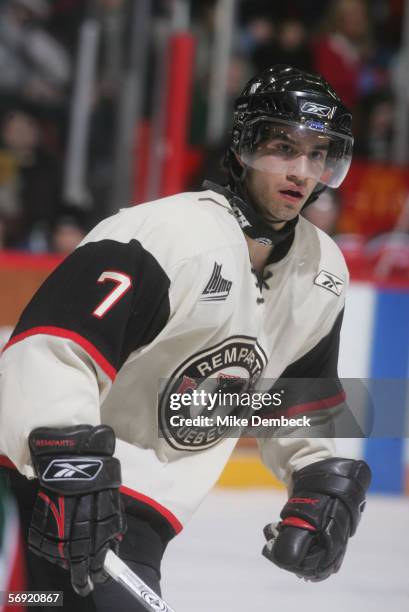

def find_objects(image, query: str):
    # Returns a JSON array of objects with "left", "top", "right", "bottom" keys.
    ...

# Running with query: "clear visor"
[{"left": 238, "top": 118, "right": 353, "bottom": 188}]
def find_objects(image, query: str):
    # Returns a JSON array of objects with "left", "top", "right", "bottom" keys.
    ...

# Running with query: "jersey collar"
[{"left": 202, "top": 180, "right": 298, "bottom": 250}]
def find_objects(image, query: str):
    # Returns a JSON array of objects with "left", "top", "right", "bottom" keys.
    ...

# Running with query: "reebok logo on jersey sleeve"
[
  {"left": 314, "top": 270, "right": 344, "bottom": 296},
  {"left": 200, "top": 262, "right": 232, "bottom": 302},
  {"left": 42, "top": 459, "right": 103, "bottom": 481}
]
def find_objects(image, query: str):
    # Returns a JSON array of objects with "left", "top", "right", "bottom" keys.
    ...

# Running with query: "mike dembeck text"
[{"left": 169, "top": 415, "right": 311, "bottom": 427}]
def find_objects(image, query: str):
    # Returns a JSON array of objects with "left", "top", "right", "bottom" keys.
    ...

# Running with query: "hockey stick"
[{"left": 104, "top": 549, "right": 177, "bottom": 612}]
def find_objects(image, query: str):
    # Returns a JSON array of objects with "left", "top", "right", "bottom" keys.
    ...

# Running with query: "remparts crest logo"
[{"left": 159, "top": 337, "right": 267, "bottom": 451}]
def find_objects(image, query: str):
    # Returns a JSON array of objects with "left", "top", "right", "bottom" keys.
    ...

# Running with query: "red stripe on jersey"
[
  {"left": 284, "top": 390, "right": 346, "bottom": 417},
  {"left": 0, "top": 456, "right": 16, "bottom": 469},
  {"left": 120, "top": 485, "right": 183, "bottom": 534},
  {"left": 261, "top": 390, "right": 346, "bottom": 421},
  {"left": 2, "top": 326, "right": 117, "bottom": 381}
]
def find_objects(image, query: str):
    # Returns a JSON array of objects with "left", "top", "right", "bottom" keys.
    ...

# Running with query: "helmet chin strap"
[
  {"left": 206, "top": 147, "right": 299, "bottom": 246},
  {"left": 206, "top": 145, "right": 329, "bottom": 246},
  {"left": 302, "top": 182, "right": 327, "bottom": 208},
  {"left": 203, "top": 177, "right": 298, "bottom": 247}
]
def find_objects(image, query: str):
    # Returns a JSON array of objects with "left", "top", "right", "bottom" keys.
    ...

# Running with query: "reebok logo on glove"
[
  {"left": 28, "top": 425, "right": 125, "bottom": 596},
  {"left": 42, "top": 459, "right": 103, "bottom": 481}
]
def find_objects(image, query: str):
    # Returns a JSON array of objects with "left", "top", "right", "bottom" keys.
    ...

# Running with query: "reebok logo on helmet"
[{"left": 300, "top": 101, "right": 333, "bottom": 118}]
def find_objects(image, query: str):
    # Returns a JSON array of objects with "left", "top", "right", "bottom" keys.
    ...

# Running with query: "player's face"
[{"left": 243, "top": 128, "right": 330, "bottom": 226}]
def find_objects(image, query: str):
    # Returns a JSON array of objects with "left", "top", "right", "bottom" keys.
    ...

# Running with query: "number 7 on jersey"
[{"left": 92, "top": 271, "right": 132, "bottom": 319}]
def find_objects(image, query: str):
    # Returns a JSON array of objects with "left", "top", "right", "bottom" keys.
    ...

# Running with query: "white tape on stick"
[{"left": 104, "top": 549, "right": 177, "bottom": 612}]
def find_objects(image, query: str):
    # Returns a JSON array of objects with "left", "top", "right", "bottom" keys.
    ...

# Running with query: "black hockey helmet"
[{"left": 226, "top": 65, "right": 353, "bottom": 197}]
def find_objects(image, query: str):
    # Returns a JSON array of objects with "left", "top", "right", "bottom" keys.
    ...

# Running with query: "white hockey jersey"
[{"left": 0, "top": 188, "right": 348, "bottom": 539}]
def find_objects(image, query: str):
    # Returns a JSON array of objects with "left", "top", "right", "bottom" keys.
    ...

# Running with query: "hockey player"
[{"left": 0, "top": 65, "right": 371, "bottom": 610}]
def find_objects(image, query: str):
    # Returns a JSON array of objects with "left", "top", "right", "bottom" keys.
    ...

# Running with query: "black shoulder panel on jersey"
[
  {"left": 281, "top": 308, "right": 344, "bottom": 379},
  {"left": 10, "top": 239, "right": 171, "bottom": 375},
  {"left": 262, "top": 309, "right": 345, "bottom": 418}
]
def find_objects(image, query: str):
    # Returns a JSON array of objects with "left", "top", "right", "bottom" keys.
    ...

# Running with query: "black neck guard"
[{"left": 203, "top": 180, "right": 298, "bottom": 247}]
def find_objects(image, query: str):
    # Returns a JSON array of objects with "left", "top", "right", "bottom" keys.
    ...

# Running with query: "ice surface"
[{"left": 162, "top": 490, "right": 409, "bottom": 612}]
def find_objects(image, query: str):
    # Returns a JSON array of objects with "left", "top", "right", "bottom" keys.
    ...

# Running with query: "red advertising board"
[{"left": 338, "top": 160, "right": 409, "bottom": 236}]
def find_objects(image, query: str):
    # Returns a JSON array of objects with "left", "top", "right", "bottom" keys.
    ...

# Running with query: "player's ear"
[
  {"left": 234, "top": 151, "right": 245, "bottom": 168},
  {"left": 224, "top": 148, "right": 246, "bottom": 182}
]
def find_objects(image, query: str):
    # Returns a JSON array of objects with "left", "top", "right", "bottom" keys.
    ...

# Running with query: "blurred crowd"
[{"left": 0, "top": 0, "right": 407, "bottom": 276}]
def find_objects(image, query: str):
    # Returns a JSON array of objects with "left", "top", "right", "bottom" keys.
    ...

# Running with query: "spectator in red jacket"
[{"left": 312, "top": 0, "right": 372, "bottom": 109}]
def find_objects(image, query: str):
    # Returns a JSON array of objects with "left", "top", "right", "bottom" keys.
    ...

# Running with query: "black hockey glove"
[
  {"left": 28, "top": 425, "right": 126, "bottom": 596},
  {"left": 262, "top": 458, "right": 371, "bottom": 582}
]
